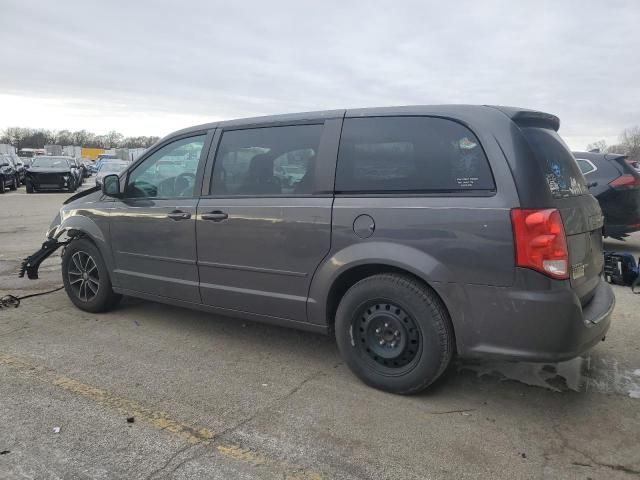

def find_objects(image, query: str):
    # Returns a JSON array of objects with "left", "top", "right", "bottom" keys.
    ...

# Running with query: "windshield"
[
  {"left": 31, "top": 157, "right": 71, "bottom": 168},
  {"left": 100, "top": 162, "right": 128, "bottom": 173}
]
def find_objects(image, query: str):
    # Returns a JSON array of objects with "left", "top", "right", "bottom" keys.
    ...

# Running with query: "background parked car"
[
  {"left": 95, "top": 160, "right": 129, "bottom": 186},
  {"left": 14, "top": 157, "right": 27, "bottom": 184},
  {"left": 25, "top": 156, "right": 80, "bottom": 193},
  {"left": 70, "top": 157, "right": 86, "bottom": 184},
  {"left": 94, "top": 153, "right": 119, "bottom": 172},
  {"left": 82, "top": 160, "right": 96, "bottom": 176},
  {"left": 0, "top": 154, "right": 20, "bottom": 193},
  {"left": 573, "top": 151, "right": 640, "bottom": 238}
]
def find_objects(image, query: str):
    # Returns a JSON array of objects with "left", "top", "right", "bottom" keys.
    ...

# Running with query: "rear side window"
[
  {"left": 335, "top": 117, "right": 495, "bottom": 193},
  {"left": 522, "top": 128, "right": 588, "bottom": 198},
  {"left": 210, "top": 124, "right": 322, "bottom": 196}
]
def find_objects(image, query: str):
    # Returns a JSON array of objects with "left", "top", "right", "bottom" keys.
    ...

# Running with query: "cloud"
[{"left": 0, "top": 0, "right": 638, "bottom": 148}]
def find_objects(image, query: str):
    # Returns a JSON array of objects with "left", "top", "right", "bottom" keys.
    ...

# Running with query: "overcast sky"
[{"left": 0, "top": 0, "right": 638, "bottom": 149}]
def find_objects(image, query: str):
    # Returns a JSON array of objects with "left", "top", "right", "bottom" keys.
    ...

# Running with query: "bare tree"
[
  {"left": 586, "top": 140, "right": 608, "bottom": 153},
  {"left": 620, "top": 126, "right": 640, "bottom": 160},
  {"left": 105, "top": 130, "right": 124, "bottom": 148},
  {"left": 1, "top": 126, "right": 158, "bottom": 149},
  {"left": 2, "top": 127, "right": 30, "bottom": 150}
]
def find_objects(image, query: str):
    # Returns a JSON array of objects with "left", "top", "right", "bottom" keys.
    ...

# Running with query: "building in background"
[{"left": 44, "top": 144, "right": 63, "bottom": 156}]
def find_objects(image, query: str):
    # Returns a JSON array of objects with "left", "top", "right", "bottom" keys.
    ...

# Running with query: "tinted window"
[
  {"left": 210, "top": 124, "right": 323, "bottom": 196},
  {"left": 31, "top": 157, "right": 71, "bottom": 168},
  {"left": 125, "top": 135, "right": 205, "bottom": 198},
  {"left": 335, "top": 117, "right": 495, "bottom": 193},
  {"left": 576, "top": 158, "right": 596, "bottom": 175},
  {"left": 522, "top": 128, "right": 588, "bottom": 198}
]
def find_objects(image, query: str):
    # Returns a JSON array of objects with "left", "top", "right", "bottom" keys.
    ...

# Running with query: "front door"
[
  {"left": 196, "top": 123, "right": 334, "bottom": 322},
  {"left": 109, "top": 133, "right": 211, "bottom": 302}
]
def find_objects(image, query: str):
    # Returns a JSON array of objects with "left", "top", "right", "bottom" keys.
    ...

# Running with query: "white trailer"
[{"left": 0, "top": 144, "right": 16, "bottom": 154}]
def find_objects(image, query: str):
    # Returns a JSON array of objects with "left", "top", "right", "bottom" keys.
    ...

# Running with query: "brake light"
[
  {"left": 625, "top": 159, "right": 640, "bottom": 171},
  {"left": 511, "top": 208, "right": 569, "bottom": 280},
  {"left": 609, "top": 174, "right": 640, "bottom": 190}
]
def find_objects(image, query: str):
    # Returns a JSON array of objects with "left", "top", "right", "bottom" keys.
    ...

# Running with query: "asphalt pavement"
[{"left": 1, "top": 182, "right": 639, "bottom": 479}]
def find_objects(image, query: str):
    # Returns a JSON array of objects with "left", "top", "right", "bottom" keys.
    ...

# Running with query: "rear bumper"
[{"left": 451, "top": 273, "right": 614, "bottom": 362}]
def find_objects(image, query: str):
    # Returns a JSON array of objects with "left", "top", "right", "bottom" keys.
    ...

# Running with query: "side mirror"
[{"left": 102, "top": 174, "right": 122, "bottom": 197}]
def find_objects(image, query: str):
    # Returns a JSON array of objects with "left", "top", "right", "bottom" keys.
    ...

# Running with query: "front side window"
[
  {"left": 210, "top": 124, "right": 323, "bottom": 196},
  {"left": 125, "top": 135, "right": 206, "bottom": 198},
  {"left": 335, "top": 117, "right": 495, "bottom": 193}
]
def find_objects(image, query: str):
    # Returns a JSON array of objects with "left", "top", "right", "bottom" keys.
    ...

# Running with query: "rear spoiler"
[
  {"left": 488, "top": 106, "right": 560, "bottom": 131},
  {"left": 604, "top": 153, "right": 628, "bottom": 162}
]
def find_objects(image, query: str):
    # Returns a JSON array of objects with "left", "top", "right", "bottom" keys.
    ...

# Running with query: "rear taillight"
[
  {"left": 511, "top": 208, "right": 569, "bottom": 280},
  {"left": 609, "top": 174, "right": 640, "bottom": 190},
  {"left": 625, "top": 159, "right": 640, "bottom": 171}
]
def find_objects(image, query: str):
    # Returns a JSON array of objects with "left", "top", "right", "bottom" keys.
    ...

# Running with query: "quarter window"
[
  {"left": 335, "top": 117, "right": 495, "bottom": 193},
  {"left": 576, "top": 158, "right": 596, "bottom": 175},
  {"left": 522, "top": 128, "right": 588, "bottom": 198},
  {"left": 210, "top": 125, "right": 323, "bottom": 196},
  {"left": 125, "top": 135, "right": 206, "bottom": 198}
]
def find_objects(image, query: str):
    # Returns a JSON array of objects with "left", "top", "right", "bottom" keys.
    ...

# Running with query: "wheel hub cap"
[{"left": 354, "top": 302, "right": 420, "bottom": 369}]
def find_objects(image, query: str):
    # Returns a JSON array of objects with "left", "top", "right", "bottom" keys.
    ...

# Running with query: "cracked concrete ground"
[{"left": 1, "top": 187, "right": 639, "bottom": 479}]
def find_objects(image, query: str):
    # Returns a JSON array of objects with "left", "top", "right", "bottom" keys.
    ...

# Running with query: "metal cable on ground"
[{"left": 0, "top": 286, "right": 65, "bottom": 309}]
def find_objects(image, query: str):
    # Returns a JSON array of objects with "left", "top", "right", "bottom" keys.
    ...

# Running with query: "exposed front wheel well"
[{"left": 326, "top": 264, "right": 455, "bottom": 341}]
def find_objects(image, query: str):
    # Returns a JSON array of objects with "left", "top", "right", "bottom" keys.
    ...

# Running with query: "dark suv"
[
  {"left": 0, "top": 154, "right": 21, "bottom": 193},
  {"left": 22, "top": 106, "right": 614, "bottom": 394},
  {"left": 572, "top": 151, "right": 640, "bottom": 239}
]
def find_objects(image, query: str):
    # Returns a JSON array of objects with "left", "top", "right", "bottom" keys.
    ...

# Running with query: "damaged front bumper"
[{"left": 19, "top": 238, "right": 67, "bottom": 280}]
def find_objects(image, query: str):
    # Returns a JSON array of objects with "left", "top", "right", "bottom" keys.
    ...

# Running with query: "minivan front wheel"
[
  {"left": 335, "top": 273, "right": 454, "bottom": 394},
  {"left": 62, "top": 238, "right": 121, "bottom": 313}
]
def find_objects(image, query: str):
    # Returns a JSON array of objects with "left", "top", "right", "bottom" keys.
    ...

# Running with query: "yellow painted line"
[{"left": 0, "top": 351, "right": 326, "bottom": 479}]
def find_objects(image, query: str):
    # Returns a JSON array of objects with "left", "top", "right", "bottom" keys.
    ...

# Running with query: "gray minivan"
[{"left": 22, "top": 105, "right": 614, "bottom": 394}]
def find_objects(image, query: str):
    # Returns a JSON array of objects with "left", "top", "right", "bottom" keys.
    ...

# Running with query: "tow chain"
[{"left": 0, "top": 286, "right": 65, "bottom": 309}]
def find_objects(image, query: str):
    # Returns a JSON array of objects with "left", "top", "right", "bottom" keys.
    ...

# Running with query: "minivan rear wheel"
[
  {"left": 62, "top": 238, "right": 121, "bottom": 313},
  {"left": 335, "top": 273, "right": 454, "bottom": 394}
]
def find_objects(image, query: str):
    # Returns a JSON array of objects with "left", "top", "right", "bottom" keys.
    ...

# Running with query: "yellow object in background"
[{"left": 80, "top": 148, "right": 105, "bottom": 160}]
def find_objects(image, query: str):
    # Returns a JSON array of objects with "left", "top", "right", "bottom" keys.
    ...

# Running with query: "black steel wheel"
[
  {"left": 353, "top": 301, "right": 421, "bottom": 374},
  {"left": 335, "top": 273, "right": 454, "bottom": 394},
  {"left": 67, "top": 250, "right": 100, "bottom": 302}
]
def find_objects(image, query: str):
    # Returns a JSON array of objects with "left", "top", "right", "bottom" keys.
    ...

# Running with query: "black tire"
[
  {"left": 25, "top": 181, "right": 34, "bottom": 193},
  {"left": 9, "top": 176, "right": 18, "bottom": 190},
  {"left": 0, "top": 177, "right": 5, "bottom": 194},
  {"left": 335, "top": 273, "right": 454, "bottom": 394},
  {"left": 62, "top": 238, "right": 121, "bottom": 313}
]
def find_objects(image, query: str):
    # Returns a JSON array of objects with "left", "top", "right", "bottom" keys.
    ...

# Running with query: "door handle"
[
  {"left": 167, "top": 210, "right": 191, "bottom": 220},
  {"left": 201, "top": 211, "right": 228, "bottom": 222}
]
